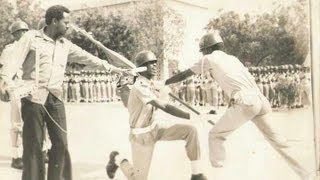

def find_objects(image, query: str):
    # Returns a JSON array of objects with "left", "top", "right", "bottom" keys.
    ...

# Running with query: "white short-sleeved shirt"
[
  {"left": 190, "top": 50, "right": 259, "bottom": 98},
  {"left": 0, "top": 43, "right": 15, "bottom": 66},
  {"left": 127, "top": 76, "right": 159, "bottom": 128},
  {"left": 0, "top": 42, "right": 23, "bottom": 80}
]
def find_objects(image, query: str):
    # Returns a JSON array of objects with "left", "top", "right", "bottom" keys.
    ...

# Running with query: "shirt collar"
[
  {"left": 137, "top": 75, "right": 154, "bottom": 87},
  {"left": 40, "top": 27, "right": 64, "bottom": 43}
]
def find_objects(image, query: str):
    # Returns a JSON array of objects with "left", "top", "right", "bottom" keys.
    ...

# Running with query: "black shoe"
[
  {"left": 106, "top": 151, "right": 119, "bottom": 179},
  {"left": 191, "top": 173, "right": 207, "bottom": 180},
  {"left": 209, "top": 109, "right": 217, "bottom": 114},
  {"left": 43, "top": 151, "right": 49, "bottom": 164},
  {"left": 11, "top": 158, "right": 23, "bottom": 170}
]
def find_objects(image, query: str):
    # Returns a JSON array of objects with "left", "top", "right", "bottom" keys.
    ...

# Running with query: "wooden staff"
[
  {"left": 169, "top": 93, "right": 215, "bottom": 125},
  {"left": 70, "top": 24, "right": 136, "bottom": 69}
]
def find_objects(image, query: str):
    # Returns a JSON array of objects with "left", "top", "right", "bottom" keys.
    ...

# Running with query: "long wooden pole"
[
  {"left": 70, "top": 24, "right": 136, "bottom": 69},
  {"left": 169, "top": 93, "right": 215, "bottom": 125}
]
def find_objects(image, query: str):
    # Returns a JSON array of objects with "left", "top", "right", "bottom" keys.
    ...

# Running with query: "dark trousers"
[{"left": 21, "top": 93, "right": 72, "bottom": 180}]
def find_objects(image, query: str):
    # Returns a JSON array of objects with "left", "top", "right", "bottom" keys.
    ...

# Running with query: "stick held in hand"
[{"left": 168, "top": 93, "right": 215, "bottom": 125}]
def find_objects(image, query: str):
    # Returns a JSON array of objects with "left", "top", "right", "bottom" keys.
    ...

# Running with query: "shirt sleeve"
[
  {"left": 67, "top": 43, "right": 114, "bottom": 72},
  {"left": 132, "top": 82, "right": 158, "bottom": 105},
  {"left": 0, "top": 44, "right": 13, "bottom": 66},
  {"left": 190, "top": 55, "right": 212, "bottom": 75},
  {"left": 0, "top": 32, "right": 33, "bottom": 79}
]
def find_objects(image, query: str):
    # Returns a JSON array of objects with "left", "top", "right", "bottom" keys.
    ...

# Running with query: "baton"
[
  {"left": 70, "top": 24, "right": 136, "bottom": 69},
  {"left": 168, "top": 93, "right": 215, "bottom": 125}
]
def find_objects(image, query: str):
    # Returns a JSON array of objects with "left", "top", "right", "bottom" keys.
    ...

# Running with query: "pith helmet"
[
  {"left": 9, "top": 21, "right": 29, "bottom": 34},
  {"left": 134, "top": 50, "right": 157, "bottom": 67},
  {"left": 199, "top": 31, "right": 223, "bottom": 51}
]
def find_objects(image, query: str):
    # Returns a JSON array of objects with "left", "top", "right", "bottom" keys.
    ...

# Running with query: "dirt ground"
[{"left": 0, "top": 101, "right": 316, "bottom": 180}]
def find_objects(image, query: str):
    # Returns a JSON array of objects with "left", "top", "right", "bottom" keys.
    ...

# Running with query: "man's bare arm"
[
  {"left": 148, "top": 99, "right": 190, "bottom": 119},
  {"left": 165, "top": 69, "right": 194, "bottom": 85}
]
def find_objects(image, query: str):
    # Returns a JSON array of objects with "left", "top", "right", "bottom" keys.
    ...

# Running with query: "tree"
[
  {"left": 273, "top": 0, "right": 309, "bottom": 65},
  {"left": 0, "top": 0, "right": 43, "bottom": 52},
  {"left": 205, "top": 0, "right": 309, "bottom": 66},
  {"left": 70, "top": 0, "right": 185, "bottom": 77},
  {"left": 15, "top": 0, "right": 44, "bottom": 29},
  {"left": 0, "top": 0, "right": 15, "bottom": 51},
  {"left": 0, "top": 0, "right": 185, "bottom": 76},
  {"left": 69, "top": 9, "right": 138, "bottom": 69}
]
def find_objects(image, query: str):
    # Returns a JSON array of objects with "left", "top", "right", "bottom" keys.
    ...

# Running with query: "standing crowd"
[
  {"left": 170, "top": 64, "right": 311, "bottom": 109},
  {"left": 62, "top": 70, "right": 120, "bottom": 103},
  {"left": 0, "top": 4, "right": 314, "bottom": 180}
]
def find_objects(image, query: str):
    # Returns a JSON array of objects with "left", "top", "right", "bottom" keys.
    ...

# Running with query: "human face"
[
  {"left": 200, "top": 49, "right": 206, "bottom": 56},
  {"left": 200, "top": 47, "right": 211, "bottom": 56},
  {"left": 142, "top": 60, "right": 157, "bottom": 79},
  {"left": 54, "top": 12, "right": 70, "bottom": 37}
]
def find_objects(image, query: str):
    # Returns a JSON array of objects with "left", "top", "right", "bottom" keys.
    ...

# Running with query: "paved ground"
[{"left": 0, "top": 101, "right": 316, "bottom": 180}]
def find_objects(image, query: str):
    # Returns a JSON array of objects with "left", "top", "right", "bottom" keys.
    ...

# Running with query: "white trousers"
[
  {"left": 10, "top": 100, "right": 23, "bottom": 148},
  {"left": 208, "top": 93, "right": 309, "bottom": 179},
  {"left": 121, "top": 123, "right": 200, "bottom": 180},
  {"left": 9, "top": 100, "right": 23, "bottom": 158}
]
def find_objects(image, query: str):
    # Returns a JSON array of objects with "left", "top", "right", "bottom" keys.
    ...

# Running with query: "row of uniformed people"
[
  {"left": 250, "top": 64, "right": 311, "bottom": 109},
  {"left": 62, "top": 70, "right": 121, "bottom": 103},
  {"left": 62, "top": 64, "right": 311, "bottom": 109},
  {"left": 170, "top": 64, "right": 311, "bottom": 109},
  {"left": 170, "top": 72, "right": 228, "bottom": 108}
]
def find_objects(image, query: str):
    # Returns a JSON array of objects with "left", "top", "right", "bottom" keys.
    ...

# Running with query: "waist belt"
[{"left": 131, "top": 122, "right": 157, "bottom": 135}]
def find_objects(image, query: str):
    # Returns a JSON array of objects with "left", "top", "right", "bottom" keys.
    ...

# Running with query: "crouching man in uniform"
[{"left": 106, "top": 50, "right": 210, "bottom": 180}]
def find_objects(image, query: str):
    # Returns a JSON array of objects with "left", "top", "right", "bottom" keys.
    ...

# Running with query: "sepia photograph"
[{"left": 0, "top": 0, "right": 319, "bottom": 180}]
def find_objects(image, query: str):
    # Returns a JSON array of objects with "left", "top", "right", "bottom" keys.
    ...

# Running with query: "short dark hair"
[{"left": 45, "top": 5, "right": 70, "bottom": 25}]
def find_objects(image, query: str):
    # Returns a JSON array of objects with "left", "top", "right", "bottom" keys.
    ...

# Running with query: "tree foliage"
[
  {"left": 70, "top": 10, "right": 137, "bottom": 63},
  {"left": 0, "top": 0, "right": 185, "bottom": 75},
  {"left": 0, "top": 0, "right": 16, "bottom": 50},
  {"left": 15, "top": 0, "right": 44, "bottom": 29},
  {"left": 0, "top": 0, "right": 43, "bottom": 51},
  {"left": 205, "top": 0, "right": 309, "bottom": 65},
  {"left": 70, "top": 0, "right": 185, "bottom": 76}
]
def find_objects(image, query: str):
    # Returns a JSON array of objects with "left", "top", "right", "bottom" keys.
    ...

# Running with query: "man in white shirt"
[
  {"left": 0, "top": 5, "right": 130, "bottom": 180},
  {"left": 0, "top": 20, "right": 29, "bottom": 170},
  {"left": 165, "top": 32, "right": 312, "bottom": 180}
]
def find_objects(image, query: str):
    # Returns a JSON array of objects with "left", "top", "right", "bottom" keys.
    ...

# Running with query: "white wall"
[{"left": 165, "top": 0, "right": 213, "bottom": 70}]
